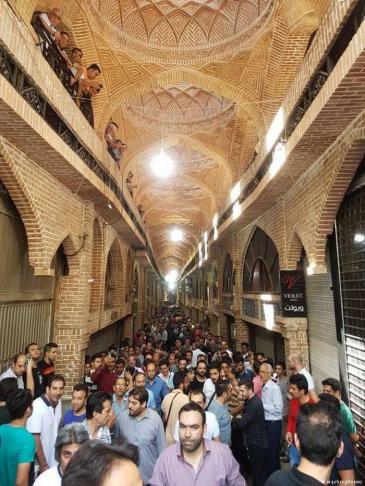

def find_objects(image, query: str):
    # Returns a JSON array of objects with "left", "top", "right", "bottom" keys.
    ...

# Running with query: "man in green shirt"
[
  {"left": 0, "top": 389, "right": 36, "bottom": 486},
  {"left": 322, "top": 378, "right": 359, "bottom": 443}
]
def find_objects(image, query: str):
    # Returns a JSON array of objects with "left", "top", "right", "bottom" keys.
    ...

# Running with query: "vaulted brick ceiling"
[{"left": 51, "top": 0, "right": 331, "bottom": 275}]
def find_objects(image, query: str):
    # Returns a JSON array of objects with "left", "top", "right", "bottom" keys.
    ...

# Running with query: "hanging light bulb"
[
  {"left": 151, "top": 149, "right": 174, "bottom": 178},
  {"left": 171, "top": 228, "right": 183, "bottom": 242}
]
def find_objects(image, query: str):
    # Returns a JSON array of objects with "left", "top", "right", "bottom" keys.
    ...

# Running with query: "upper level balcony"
[
  {"left": 0, "top": 0, "right": 160, "bottom": 277},
  {"left": 181, "top": 0, "right": 365, "bottom": 280}
]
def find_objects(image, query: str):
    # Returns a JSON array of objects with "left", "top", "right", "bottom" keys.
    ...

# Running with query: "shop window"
[{"left": 243, "top": 227, "right": 279, "bottom": 292}]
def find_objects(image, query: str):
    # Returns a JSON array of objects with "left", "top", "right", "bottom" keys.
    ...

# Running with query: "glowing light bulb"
[
  {"left": 151, "top": 149, "right": 174, "bottom": 178},
  {"left": 171, "top": 228, "right": 183, "bottom": 242}
]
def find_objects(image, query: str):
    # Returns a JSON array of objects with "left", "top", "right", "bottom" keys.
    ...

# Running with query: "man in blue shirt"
[
  {"left": 145, "top": 362, "right": 168, "bottom": 415},
  {"left": 207, "top": 380, "right": 232, "bottom": 445},
  {"left": 60, "top": 384, "right": 88, "bottom": 427},
  {"left": 116, "top": 387, "right": 166, "bottom": 484}
]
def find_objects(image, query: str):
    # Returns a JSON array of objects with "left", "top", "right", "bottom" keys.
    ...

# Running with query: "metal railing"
[
  {"left": 180, "top": 0, "right": 365, "bottom": 281},
  {"left": 0, "top": 40, "right": 161, "bottom": 279}
]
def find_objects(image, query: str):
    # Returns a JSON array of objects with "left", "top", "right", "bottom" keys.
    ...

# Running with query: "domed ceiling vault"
[{"left": 47, "top": 0, "right": 330, "bottom": 274}]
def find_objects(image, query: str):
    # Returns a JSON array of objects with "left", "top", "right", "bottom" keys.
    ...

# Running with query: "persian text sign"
[{"left": 280, "top": 270, "right": 307, "bottom": 317}]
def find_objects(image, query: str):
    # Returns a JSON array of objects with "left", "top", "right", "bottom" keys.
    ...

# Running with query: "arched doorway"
[
  {"left": 0, "top": 181, "right": 54, "bottom": 368},
  {"left": 241, "top": 227, "right": 284, "bottom": 362},
  {"left": 222, "top": 253, "right": 236, "bottom": 348}
]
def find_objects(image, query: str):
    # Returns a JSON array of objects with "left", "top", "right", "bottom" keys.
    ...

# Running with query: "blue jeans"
[{"left": 289, "top": 443, "right": 301, "bottom": 466}]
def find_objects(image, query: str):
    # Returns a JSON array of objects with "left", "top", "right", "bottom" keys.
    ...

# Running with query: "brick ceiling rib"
[{"left": 47, "top": 0, "right": 330, "bottom": 274}]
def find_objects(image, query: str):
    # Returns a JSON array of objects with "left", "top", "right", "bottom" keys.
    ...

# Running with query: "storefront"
[{"left": 330, "top": 156, "right": 365, "bottom": 477}]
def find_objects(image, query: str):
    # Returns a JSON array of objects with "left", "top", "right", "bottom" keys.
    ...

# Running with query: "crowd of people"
[{"left": 0, "top": 308, "right": 361, "bottom": 485}]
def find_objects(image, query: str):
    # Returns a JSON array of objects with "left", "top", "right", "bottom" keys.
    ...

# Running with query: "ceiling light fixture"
[
  {"left": 151, "top": 149, "right": 174, "bottom": 178},
  {"left": 171, "top": 228, "right": 183, "bottom": 242},
  {"left": 165, "top": 269, "right": 178, "bottom": 283},
  {"left": 151, "top": 112, "right": 174, "bottom": 177}
]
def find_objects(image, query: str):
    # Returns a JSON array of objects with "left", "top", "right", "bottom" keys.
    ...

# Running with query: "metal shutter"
[{"left": 304, "top": 249, "right": 339, "bottom": 389}]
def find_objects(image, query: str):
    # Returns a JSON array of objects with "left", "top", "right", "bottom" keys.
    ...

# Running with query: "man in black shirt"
[
  {"left": 265, "top": 401, "right": 343, "bottom": 486},
  {"left": 232, "top": 380, "right": 268, "bottom": 486},
  {"left": 190, "top": 361, "right": 207, "bottom": 392},
  {"left": 25, "top": 342, "right": 43, "bottom": 398},
  {"left": 38, "top": 342, "right": 58, "bottom": 392}
]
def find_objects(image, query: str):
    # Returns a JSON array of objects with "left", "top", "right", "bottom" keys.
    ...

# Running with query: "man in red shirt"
[
  {"left": 286, "top": 373, "right": 317, "bottom": 466},
  {"left": 91, "top": 353, "right": 117, "bottom": 393}
]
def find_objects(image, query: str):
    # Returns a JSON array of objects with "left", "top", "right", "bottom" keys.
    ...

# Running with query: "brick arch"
[
  {"left": 240, "top": 224, "right": 281, "bottom": 292},
  {"left": 96, "top": 67, "right": 266, "bottom": 139},
  {"left": 48, "top": 231, "right": 81, "bottom": 276},
  {"left": 133, "top": 264, "right": 140, "bottom": 299},
  {"left": 105, "top": 238, "right": 125, "bottom": 307},
  {"left": 240, "top": 223, "right": 282, "bottom": 278},
  {"left": 89, "top": 218, "right": 104, "bottom": 312},
  {"left": 124, "top": 249, "right": 134, "bottom": 299},
  {"left": 315, "top": 130, "right": 365, "bottom": 267},
  {"left": 0, "top": 142, "right": 48, "bottom": 274},
  {"left": 286, "top": 229, "right": 305, "bottom": 270}
]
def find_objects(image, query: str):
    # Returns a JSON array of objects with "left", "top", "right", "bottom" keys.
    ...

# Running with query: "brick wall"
[{"left": 0, "top": 136, "right": 137, "bottom": 395}]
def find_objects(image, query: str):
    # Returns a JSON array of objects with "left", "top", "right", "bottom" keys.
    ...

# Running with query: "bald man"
[
  {"left": 38, "top": 8, "right": 63, "bottom": 40},
  {"left": 259, "top": 363, "right": 283, "bottom": 479},
  {"left": 287, "top": 353, "right": 318, "bottom": 401}
]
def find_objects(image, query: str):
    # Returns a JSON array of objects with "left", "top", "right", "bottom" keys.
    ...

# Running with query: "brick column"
[
  {"left": 52, "top": 202, "right": 94, "bottom": 397},
  {"left": 277, "top": 316, "right": 309, "bottom": 365},
  {"left": 122, "top": 315, "right": 134, "bottom": 340},
  {"left": 235, "top": 318, "right": 249, "bottom": 350}
]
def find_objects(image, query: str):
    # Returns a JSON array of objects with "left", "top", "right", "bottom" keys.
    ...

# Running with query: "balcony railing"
[
  {"left": 31, "top": 16, "right": 74, "bottom": 97},
  {"left": 181, "top": 0, "right": 365, "bottom": 281},
  {"left": 0, "top": 39, "right": 161, "bottom": 279}
]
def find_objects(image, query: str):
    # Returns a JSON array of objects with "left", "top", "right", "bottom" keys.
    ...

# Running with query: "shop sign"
[{"left": 280, "top": 270, "right": 307, "bottom": 317}]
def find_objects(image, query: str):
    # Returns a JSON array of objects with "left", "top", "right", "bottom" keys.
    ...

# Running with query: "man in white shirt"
[
  {"left": 0, "top": 353, "right": 34, "bottom": 391},
  {"left": 34, "top": 424, "right": 88, "bottom": 486},
  {"left": 203, "top": 362, "right": 220, "bottom": 403},
  {"left": 38, "top": 8, "right": 62, "bottom": 40},
  {"left": 212, "top": 341, "right": 233, "bottom": 361},
  {"left": 288, "top": 353, "right": 318, "bottom": 401},
  {"left": 82, "top": 392, "right": 113, "bottom": 444},
  {"left": 26, "top": 374, "right": 64, "bottom": 473},
  {"left": 192, "top": 348, "right": 206, "bottom": 367},
  {"left": 174, "top": 389, "right": 220, "bottom": 442},
  {"left": 158, "top": 359, "right": 174, "bottom": 390}
]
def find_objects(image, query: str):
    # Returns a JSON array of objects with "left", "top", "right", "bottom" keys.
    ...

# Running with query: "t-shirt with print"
[
  {"left": 0, "top": 424, "right": 36, "bottom": 486},
  {"left": 59, "top": 409, "right": 86, "bottom": 428}
]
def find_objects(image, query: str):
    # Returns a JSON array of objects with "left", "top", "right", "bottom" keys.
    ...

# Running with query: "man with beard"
[
  {"left": 150, "top": 401, "right": 246, "bottom": 486},
  {"left": 286, "top": 373, "right": 316, "bottom": 466},
  {"left": 190, "top": 361, "right": 207, "bottom": 392},
  {"left": 232, "top": 380, "right": 268, "bottom": 486},
  {"left": 25, "top": 343, "right": 43, "bottom": 398},
  {"left": 116, "top": 386, "right": 166, "bottom": 484},
  {"left": 26, "top": 374, "right": 65, "bottom": 472},
  {"left": 203, "top": 362, "right": 220, "bottom": 403}
]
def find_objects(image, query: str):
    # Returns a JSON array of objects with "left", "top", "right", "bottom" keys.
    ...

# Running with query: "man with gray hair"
[
  {"left": 259, "top": 362, "right": 283, "bottom": 479},
  {"left": 287, "top": 353, "right": 318, "bottom": 401},
  {"left": 34, "top": 423, "right": 89, "bottom": 485}
]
